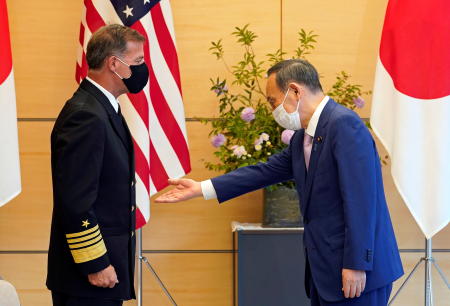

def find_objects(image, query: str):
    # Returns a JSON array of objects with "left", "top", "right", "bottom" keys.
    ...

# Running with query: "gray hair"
[
  {"left": 86, "top": 24, "right": 145, "bottom": 70},
  {"left": 267, "top": 59, "right": 323, "bottom": 93}
]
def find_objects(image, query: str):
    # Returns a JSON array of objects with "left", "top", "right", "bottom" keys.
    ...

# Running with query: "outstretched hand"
[{"left": 155, "top": 178, "right": 202, "bottom": 203}]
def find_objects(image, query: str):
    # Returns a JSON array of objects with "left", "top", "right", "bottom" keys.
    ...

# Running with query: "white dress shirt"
[
  {"left": 85, "top": 76, "right": 119, "bottom": 113},
  {"left": 200, "top": 96, "right": 330, "bottom": 200}
]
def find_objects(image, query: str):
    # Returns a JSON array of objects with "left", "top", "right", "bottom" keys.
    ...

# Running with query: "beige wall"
[{"left": 0, "top": 0, "right": 448, "bottom": 305}]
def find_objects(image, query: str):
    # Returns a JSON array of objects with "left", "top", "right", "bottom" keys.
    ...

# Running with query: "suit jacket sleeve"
[
  {"left": 332, "top": 114, "right": 377, "bottom": 271},
  {"left": 211, "top": 142, "right": 294, "bottom": 203},
  {"left": 52, "top": 109, "right": 110, "bottom": 275}
]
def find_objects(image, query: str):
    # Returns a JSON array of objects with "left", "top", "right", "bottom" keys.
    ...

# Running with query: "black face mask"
[{"left": 114, "top": 56, "right": 149, "bottom": 94}]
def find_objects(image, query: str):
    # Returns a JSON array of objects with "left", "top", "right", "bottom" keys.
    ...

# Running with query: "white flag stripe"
[
  {"left": 135, "top": 174, "right": 150, "bottom": 221},
  {"left": 0, "top": 71, "right": 21, "bottom": 207},
  {"left": 149, "top": 179, "right": 157, "bottom": 196},
  {"left": 142, "top": 13, "right": 188, "bottom": 138},
  {"left": 371, "top": 59, "right": 450, "bottom": 238},
  {"left": 92, "top": 0, "right": 123, "bottom": 25},
  {"left": 159, "top": 0, "right": 176, "bottom": 47},
  {"left": 148, "top": 96, "right": 186, "bottom": 178},
  {"left": 118, "top": 95, "right": 150, "bottom": 161}
]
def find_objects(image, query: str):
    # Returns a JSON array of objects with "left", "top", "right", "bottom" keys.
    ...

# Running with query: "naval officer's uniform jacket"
[{"left": 47, "top": 78, "right": 136, "bottom": 300}]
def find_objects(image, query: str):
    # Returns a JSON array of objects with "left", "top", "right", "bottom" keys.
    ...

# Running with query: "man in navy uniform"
[
  {"left": 156, "top": 59, "right": 404, "bottom": 305},
  {"left": 47, "top": 24, "right": 149, "bottom": 306}
]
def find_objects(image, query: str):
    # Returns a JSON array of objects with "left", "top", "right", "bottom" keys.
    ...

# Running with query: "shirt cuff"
[{"left": 201, "top": 179, "right": 217, "bottom": 200}]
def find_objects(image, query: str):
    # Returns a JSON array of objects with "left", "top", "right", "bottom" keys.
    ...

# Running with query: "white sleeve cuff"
[{"left": 200, "top": 179, "right": 218, "bottom": 200}]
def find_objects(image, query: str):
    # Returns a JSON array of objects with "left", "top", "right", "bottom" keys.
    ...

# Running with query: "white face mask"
[{"left": 272, "top": 88, "right": 301, "bottom": 130}]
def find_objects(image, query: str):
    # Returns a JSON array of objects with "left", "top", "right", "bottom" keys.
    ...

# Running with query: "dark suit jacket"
[
  {"left": 46, "top": 79, "right": 136, "bottom": 300},
  {"left": 211, "top": 99, "right": 404, "bottom": 302}
]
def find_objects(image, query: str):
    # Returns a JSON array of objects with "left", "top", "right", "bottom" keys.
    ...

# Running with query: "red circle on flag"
[
  {"left": 380, "top": 0, "right": 450, "bottom": 99},
  {"left": 0, "top": 0, "right": 13, "bottom": 84}
]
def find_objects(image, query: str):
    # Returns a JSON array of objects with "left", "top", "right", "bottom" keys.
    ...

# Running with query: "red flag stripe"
[
  {"left": 133, "top": 139, "right": 150, "bottom": 192},
  {"left": 84, "top": 0, "right": 106, "bottom": 32},
  {"left": 126, "top": 91, "right": 149, "bottom": 129},
  {"left": 149, "top": 141, "right": 170, "bottom": 191},
  {"left": 76, "top": 50, "right": 89, "bottom": 84},
  {"left": 135, "top": 208, "right": 147, "bottom": 229},
  {"left": 150, "top": 3, "right": 182, "bottom": 93}
]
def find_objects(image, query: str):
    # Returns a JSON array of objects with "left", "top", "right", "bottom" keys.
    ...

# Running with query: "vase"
[{"left": 262, "top": 186, "right": 303, "bottom": 228}]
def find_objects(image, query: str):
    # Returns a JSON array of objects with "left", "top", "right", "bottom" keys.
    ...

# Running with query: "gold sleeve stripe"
[
  {"left": 70, "top": 239, "right": 107, "bottom": 263},
  {"left": 67, "top": 229, "right": 100, "bottom": 244},
  {"left": 69, "top": 234, "right": 103, "bottom": 250},
  {"left": 66, "top": 224, "right": 99, "bottom": 238}
]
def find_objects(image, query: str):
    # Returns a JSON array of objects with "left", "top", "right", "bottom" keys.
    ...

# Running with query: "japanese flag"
[{"left": 371, "top": 0, "right": 450, "bottom": 238}]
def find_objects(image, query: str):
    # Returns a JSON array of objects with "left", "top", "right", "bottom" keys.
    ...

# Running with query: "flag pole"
[
  {"left": 388, "top": 238, "right": 449, "bottom": 305},
  {"left": 424, "top": 239, "right": 433, "bottom": 306},
  {"left": 137, "top": 228, "right": 143, "bottom": 306},
  {"left": 136, "top": 226, "right": 178, "bottom": 306}
]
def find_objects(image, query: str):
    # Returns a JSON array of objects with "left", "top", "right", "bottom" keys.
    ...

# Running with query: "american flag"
[{"left": 76, "top": 0, "right": 191, "bottom": 228}]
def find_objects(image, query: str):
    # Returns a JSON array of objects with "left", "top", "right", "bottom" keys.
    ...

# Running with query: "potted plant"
[{"left": 203, "top": 25, "right": 371, "bottom": 227}]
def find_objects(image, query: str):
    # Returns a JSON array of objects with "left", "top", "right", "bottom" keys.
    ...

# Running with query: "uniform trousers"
[{"left": 51, "top": 291, "right": 123, "bottom": 306}]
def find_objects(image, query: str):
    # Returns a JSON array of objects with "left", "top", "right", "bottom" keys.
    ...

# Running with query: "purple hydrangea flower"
[
  {"left": 214, "top": 84, "right": 228, "bottom": 95},
  {"left": 353, "top": 96, "right": 365, "bottom": 109},
  {"left": 211, "top": 134, "right": 226, "bottom": 147},
  {"left": 241, "top": 107, "right": 256, "bottom": 122},
  {"left": 281, "top": 129, "right": 295, "bottom": 145}
]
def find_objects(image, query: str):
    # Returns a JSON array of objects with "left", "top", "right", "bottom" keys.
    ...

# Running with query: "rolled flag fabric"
[
  {"left": 371, "top": 0, "right": 450, "bottom": 238},
  {"left": 0, "top": 0, "right": 21, "bottom": 207}
]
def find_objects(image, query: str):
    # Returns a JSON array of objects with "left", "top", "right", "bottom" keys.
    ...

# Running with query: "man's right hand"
[
  {"left": 88, "top": 265, "right": 119, "bottom": 288},
  {"left": 155, "top": 178, "right": 202, "bottom": 203}
]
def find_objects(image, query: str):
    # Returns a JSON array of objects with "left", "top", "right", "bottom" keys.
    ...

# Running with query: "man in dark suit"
[
  {"left": 47, "top": 24, "right": 149, "bottom": 306},
  {"left": 156, "top": 59, "right": 404, "bottom": 305}
]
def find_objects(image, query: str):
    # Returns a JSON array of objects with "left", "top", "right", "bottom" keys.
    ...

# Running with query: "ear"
[
  {"left": 105, "top": 56, "right": 118, "bottom": 72},
  {"left": 289, "top": 82, "right": 303, "bottom": 98}
]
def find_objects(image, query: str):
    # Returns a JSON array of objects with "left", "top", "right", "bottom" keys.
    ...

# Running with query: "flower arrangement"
[{"left": 202, "top": 25, "right": 372, "bottom": 190}]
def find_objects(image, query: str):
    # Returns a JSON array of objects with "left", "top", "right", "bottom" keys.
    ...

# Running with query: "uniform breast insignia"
[{"left": 81, "top": 219, "right": 90, "bottom": 228}]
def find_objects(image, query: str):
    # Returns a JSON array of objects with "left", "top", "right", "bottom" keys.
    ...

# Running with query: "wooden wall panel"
[
  {"left": 8, "top": 0, "right": 82, "bottom": 118},
  {"left": 0, "top": 253, "right": 232, "bottom": 306},
  {"left": 2, "top": 125, "right": 447, "bottom": 251},
  {"left": 392, "top": 252, "right": 450, "bottom": 305},
  {"left": 8, "top": 0, "right": 281, "bottom": 118},
  {"left": 0, "top": 254, "right": 51, "bottom": 306},
  {"left": 0, "top": 121, "right": 262, "bottom": 251},
  {"left": 137, "top": 253, "right": 232, "bottom": 306},
  {"left": 172, "top": 0, "right": 281, "bottom": 117},
  {"left": 0, "top": 122, "right": 52, "bottom": 251},
  {"left": 282, "top": 0, "right": 388, "bottom": 118},
  {"left": 1, "top": 253, "right": 449, "bottom": 306},
  {"left": 2, "top": 0, "right": 448, "bottom": 305}
]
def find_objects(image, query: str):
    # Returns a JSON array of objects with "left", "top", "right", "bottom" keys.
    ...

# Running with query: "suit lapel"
[
  {"left": 80, "top": 79, "right": 130, "bottom": 151},
  {"left": 302, "top": 100, "right": 337, "bottom": 216}
]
